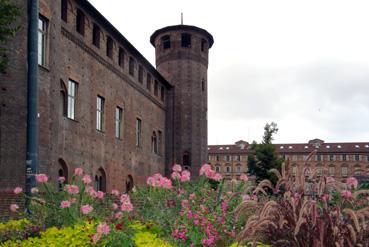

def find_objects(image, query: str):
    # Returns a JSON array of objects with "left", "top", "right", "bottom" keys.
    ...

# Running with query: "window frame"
[
  {"left": 67, "top": 79, "right": 77, "bottom": 120},
  {"left": 96, "top": 96, "right": 105, "bottom": 131},
  {"left": 76, "top": 9, "right": 85, "bottom": 36},
  {"left": 92, "top": 23, "right": 101, "bottom": 48},
  {"left": 38, "top": 15, "right": 48, "bottom": 67},
  {"left": 115, "top": 106, "right": 123, "bottom": 139},
  {"left": 135, "top": 118, "right": 142, "bottom": 147},
  {"left": 106, "top": 36, "right": 113, "bottom": 58}
]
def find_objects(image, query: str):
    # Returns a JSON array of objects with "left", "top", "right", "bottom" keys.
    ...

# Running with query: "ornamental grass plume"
[{"left": 236, "top": 152, "right": 369, "bottom": 246}]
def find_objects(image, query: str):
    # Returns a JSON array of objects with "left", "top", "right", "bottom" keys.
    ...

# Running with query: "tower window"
[
  {"left": 129, "top": 57, "right": 135, "bottom": 76},
  {"left": 161, "top": 35, "right": 171, "bottom": 49},
  {"left": 38, "top": 15, "right": 48, "bottom": 66},
  {"left": 106, "top": 36, "right": 113, "bottom": 58},
  {"left": 76, "top": 9, "right": 85, "bottom": 36},
  {"left": 136, "top": 118, "right": 141, "bottom": 147},
  {"left": 181, "top": 33, "right": 191, "bottom": 48},
  {"left": 152, "top": 131, "right": 158, "bottom": 154},
  {"left": 201, "top": 79, "right": 205, "bottom": 91},
  {"left": 201, "top": 39, "right": 207, "bottom": 52},
  {"left": 61, "top": 0, "right": 68, "bottom": 22},
  {"left": 115, "top": 107, "right": 123, "bottom": 139},
  {"left": 158, "top": 130, "right": 162, "bottom": 155},
  {"left": 183, "top": 152, "right": 190, "bottom": 166},
  {"left": 67, "top": 79, "right": 77, "bottom": 120},
  {"left": 92, "top": 23, "right": 100, "bottom": 48},
  {"left": 96, "top": 96, "right": 104, "bottom": 131},
  {"left": 118, "top": 48, "right": 125, "bottom": 68}
]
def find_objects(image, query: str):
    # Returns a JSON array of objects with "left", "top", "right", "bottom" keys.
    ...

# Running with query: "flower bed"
[{"left": 2, "top": 159, "right": 369, "bottom": 246}]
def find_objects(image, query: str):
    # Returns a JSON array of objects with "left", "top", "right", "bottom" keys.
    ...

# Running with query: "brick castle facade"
[{"left": 0, "top": 0, "right": 213, "bottom": 212}]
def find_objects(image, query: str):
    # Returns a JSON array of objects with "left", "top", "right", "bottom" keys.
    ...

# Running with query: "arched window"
[
  {"left": 183, "top": 152, "right": 190, "bottom": 167},
  {"left": 58, "top": 159, "right": 68, "bottom": 191},
  {"left": 94, "top": 168, "right": 106, "bottom": 192},
  {"left": 151, "top": 132, "right": 157, "bottom": 154},
  {"left": 126, "top": 175, "right": 134, "bottom": 193}
]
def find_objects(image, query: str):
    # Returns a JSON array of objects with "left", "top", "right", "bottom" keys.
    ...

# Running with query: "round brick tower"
[{"left": 150, "top": 25, "right": 214, "bottom": 175}]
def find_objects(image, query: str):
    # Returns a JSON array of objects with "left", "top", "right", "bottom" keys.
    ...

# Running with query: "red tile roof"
[{"left": 208, "top": 140, "right": 369, "bottom": 154}]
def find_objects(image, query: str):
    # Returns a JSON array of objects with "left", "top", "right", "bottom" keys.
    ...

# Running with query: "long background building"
[{"left": 208, "top": 139, "right": 369, "bottom": 182}]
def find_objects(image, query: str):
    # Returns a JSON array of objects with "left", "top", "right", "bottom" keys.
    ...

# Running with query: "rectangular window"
[
  {"left": 106, "top": 36, "right": 113, "bottom": 58},
  {"left": 355, "top": 154, "right": 360, "bottom": 162},
  {"left": 367, "top": 155, "right": 369, "bottom": 162},
  {"left": 118, "top": 48, "right": 125, "bottom": 68},
  {"left": 146, "top": 73, "right": 152, "bottom": 91},
  {"left": 215, "top": 166, "right": 220, "bottom": 172},
  {"left": 154, "top": 80, "right": 159, "bottom": 96},
  {"left": 67, "top": 80, "right": 77, "bottom": 119},
  {"left": 136, "top": 118, "right": 141, "bottom": 147},
  {"left": 61, "top": 0, "right": 68, "bottom": 22},
  {"left": 92, "top": 23, "right": 100, "bottom": 48},
  {"left": 216, "top": 155, "right": 220, "bottom": 161},
  {"left": 224, "top": 155, "right": 231, "bottom": 162},
  {"left": 158, "top": 130, "right": 162, "bottom": 155},
  {"left": 181, "top": 33, "right": 191, "bottom": 48},
  {"left": 236, "top": 166, "right": 241, "bottom": 173},
  {"left": 96, "top": 96, "right": 104, "bottom": 131},
  {"left": 234, "top": 155, "right": 240, "bottom": 161},
  {"left": 160, "top": 86, "right": 165, "bottom": 101},
  {"left": 38, "top": 16, "right": 48, "bottom": 66},
  {"left": 329, "top": 166, "right": 335, "bottom": 176},
  {"left": 115, "top": 107, "right": 123, "bottom": 138},
  {"left": 341, "top": 167, "right": 348, "bottom": 177},
  {"left": 129, "top": 57, "right": 135, "bottom": 76},
  {"left": 138, "top": 66, "right": 143, "bottom": 83},
  {"left": 292, "top": 155, "right": 298, "bottom": 161},
  {"left": 76, "top": 9, "right": 85, "bottom": 35},
  {"left": 292, "top": 166, "right": 297, "bottom": 176},
  {"left": 201, "top": 39, "right": 207, "bottom": 52},
  {"left": 329, "top": 154, "right": 335, "bottom": 162},
  {"left": 162, "top": 35, "right": 171, "bottom": 49},
  {"left": 342, "top": 154, "right": 347, "bottom": 161},
  {"left": 225, "top": 166, "right": 231, "bottom": 173},
  {"left": 316, "top": 154, "right": 321, "bottom": 162}
]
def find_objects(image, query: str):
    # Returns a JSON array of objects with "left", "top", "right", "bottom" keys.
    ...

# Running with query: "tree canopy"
[{"left": 248, "top": 122, "right": 283, "bottom": 184}]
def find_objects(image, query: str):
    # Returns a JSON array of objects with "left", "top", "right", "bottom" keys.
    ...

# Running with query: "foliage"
[
  {"left": 236, "top": 156, "right": 369, "bottom": 247},
  {"left": 0, "top": 0, "right": 21, "bottom": 73},
  {"left": 0, "top": 219, "right": 41, "bottom": 243},
  {"left": 1, "top": 221, "right": 96, "bottom": 247},
  {"left": 130, "top": 222, "right": 172, "bottom": 247},
  {"left": 248, "top": 122, "right": 283, "bottom": 184}
]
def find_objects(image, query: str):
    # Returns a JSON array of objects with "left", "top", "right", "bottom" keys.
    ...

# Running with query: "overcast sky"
[{"left": 89, "top": 0, "right": 369, "bottom": 145}]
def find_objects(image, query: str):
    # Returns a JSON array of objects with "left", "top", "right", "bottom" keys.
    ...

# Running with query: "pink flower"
[
  {"left": 111, "top": 189, "right": 120, "bottom": 196},
  {"left": 346, "top": 177, "right": 358, "bottom": 189},
  {"left": 322, "top": 194, "right": 331, "bottom": 202},
  {"left": 180, "top": 170, "right": 191, "bottom": 182},
  {"left": 35, "top": 174, "right": 48, "bottom": 183},
  {"left": 189, "top": 193, "right": 196, "bottom": 200},
  {"left": 31, "top": 187, "right": 39, "bottom": 194},
  {"left": 120, "top": 194, "right": 133, "bottom": 212},
  {"left": 212, "top": 173, "right": 223, "bottom": 181},
  {"left": 172, "top": 164, "right": 182, "bottom": 173},
  {"left": 112, "top": 203, "right": 118, "bottom": 210},
  {"left": 82, "top": 175, "right": 92, "bottom": 184},
  {"left": 65, "top": 184, "right": 79, "bottom": 194},
  {"left": 10, "top": 204, "right": 19, "bottom": 212},
  {"left": 96, "top": 223, "right": 110, "bottom": 235},
  {"left": 114, "top": 212, "right": 123, "bottom": 219},
  {"left": 240, "top": 174, "right": 249, "bottom": 181},
  {"left": 187, "top": 210, "right": 193, "bottom": 219},
  {"left": 120, "top": 194, "right": 130, "bottom": 203},
  {"left": 13, "top": 187, "right": 22, "bottom": 195},
  {"left": 221, "top": 201, "right": 228, "bottom": 213},
  {"left": 60, "top": 200, "right": 71, "bottom": 208},
  {"left": 96, "top": 191, "right": 104, "bottom": 199},
  {"left": 86, "top": 186, "right": 97, "bottom": 198},
  {"left": 181, "top": 199, "right": 189, "bottom": 209},
  {"left": 81, "top": 204, "right": 93, "bottom": 214},
  {"left": 58, "top": 176, "right": 66, "bottom": 183},
  {"left": 171, "top": 172, "right": 181, "bottom": 180},
  {"left": 91, "top": 233, "right": 101, "bottom": 243},
  {"left": 69, "top": 198, "right": 77, "bottom": 203},
  {"left": 74, "top": 167, "right": 83, "bottom": 176},
  {"left": 200, "top": 164, "right": 212, "bottom": 176},
  {"left": 341, "top": 190, "right": 353, "bottom": 199},
  {"left": 194, "top": 219, "right": 199, "bottom": 225},
  {"left": 294, "top": 192, "right": 301, "bottom": 200}
]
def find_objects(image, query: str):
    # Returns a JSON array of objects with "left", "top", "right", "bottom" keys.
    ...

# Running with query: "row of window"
[
  {"left": 38, "top": 7, "right": 165, "bottom": 102},
  {"left": 66, "top": 80, "right": 162, "bottom": 154},
  {"left": 214, "top": 166, "right": 244, "bottom": 174},
  {"left": 292, "top": 166, "right": 369, "bottom": 178},
  {"left": 209, "top": 154, "right": 369, "bottom": 163},
  {"left": 160, "top": 33, "right": 208, "bottom": 51}
]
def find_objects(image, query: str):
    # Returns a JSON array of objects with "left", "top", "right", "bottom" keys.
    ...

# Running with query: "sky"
[{"left": 89, "top": 0, "right": 369, "bottom": 145}]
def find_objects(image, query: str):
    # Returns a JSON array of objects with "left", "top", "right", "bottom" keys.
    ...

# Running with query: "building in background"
[
  {"left": 208, "top": 139, "right": 369, "bottom": 182},
  {"left": 0, "top": 0, "right": 212, "bottom": 214}
]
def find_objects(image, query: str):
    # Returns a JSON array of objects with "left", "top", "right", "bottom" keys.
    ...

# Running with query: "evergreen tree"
[
  {"left": 0, "top": 0, "right": 20, "bottom": 73},
  {"left": 248, "top": 122, "right": 283, "bottom": 184}
]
